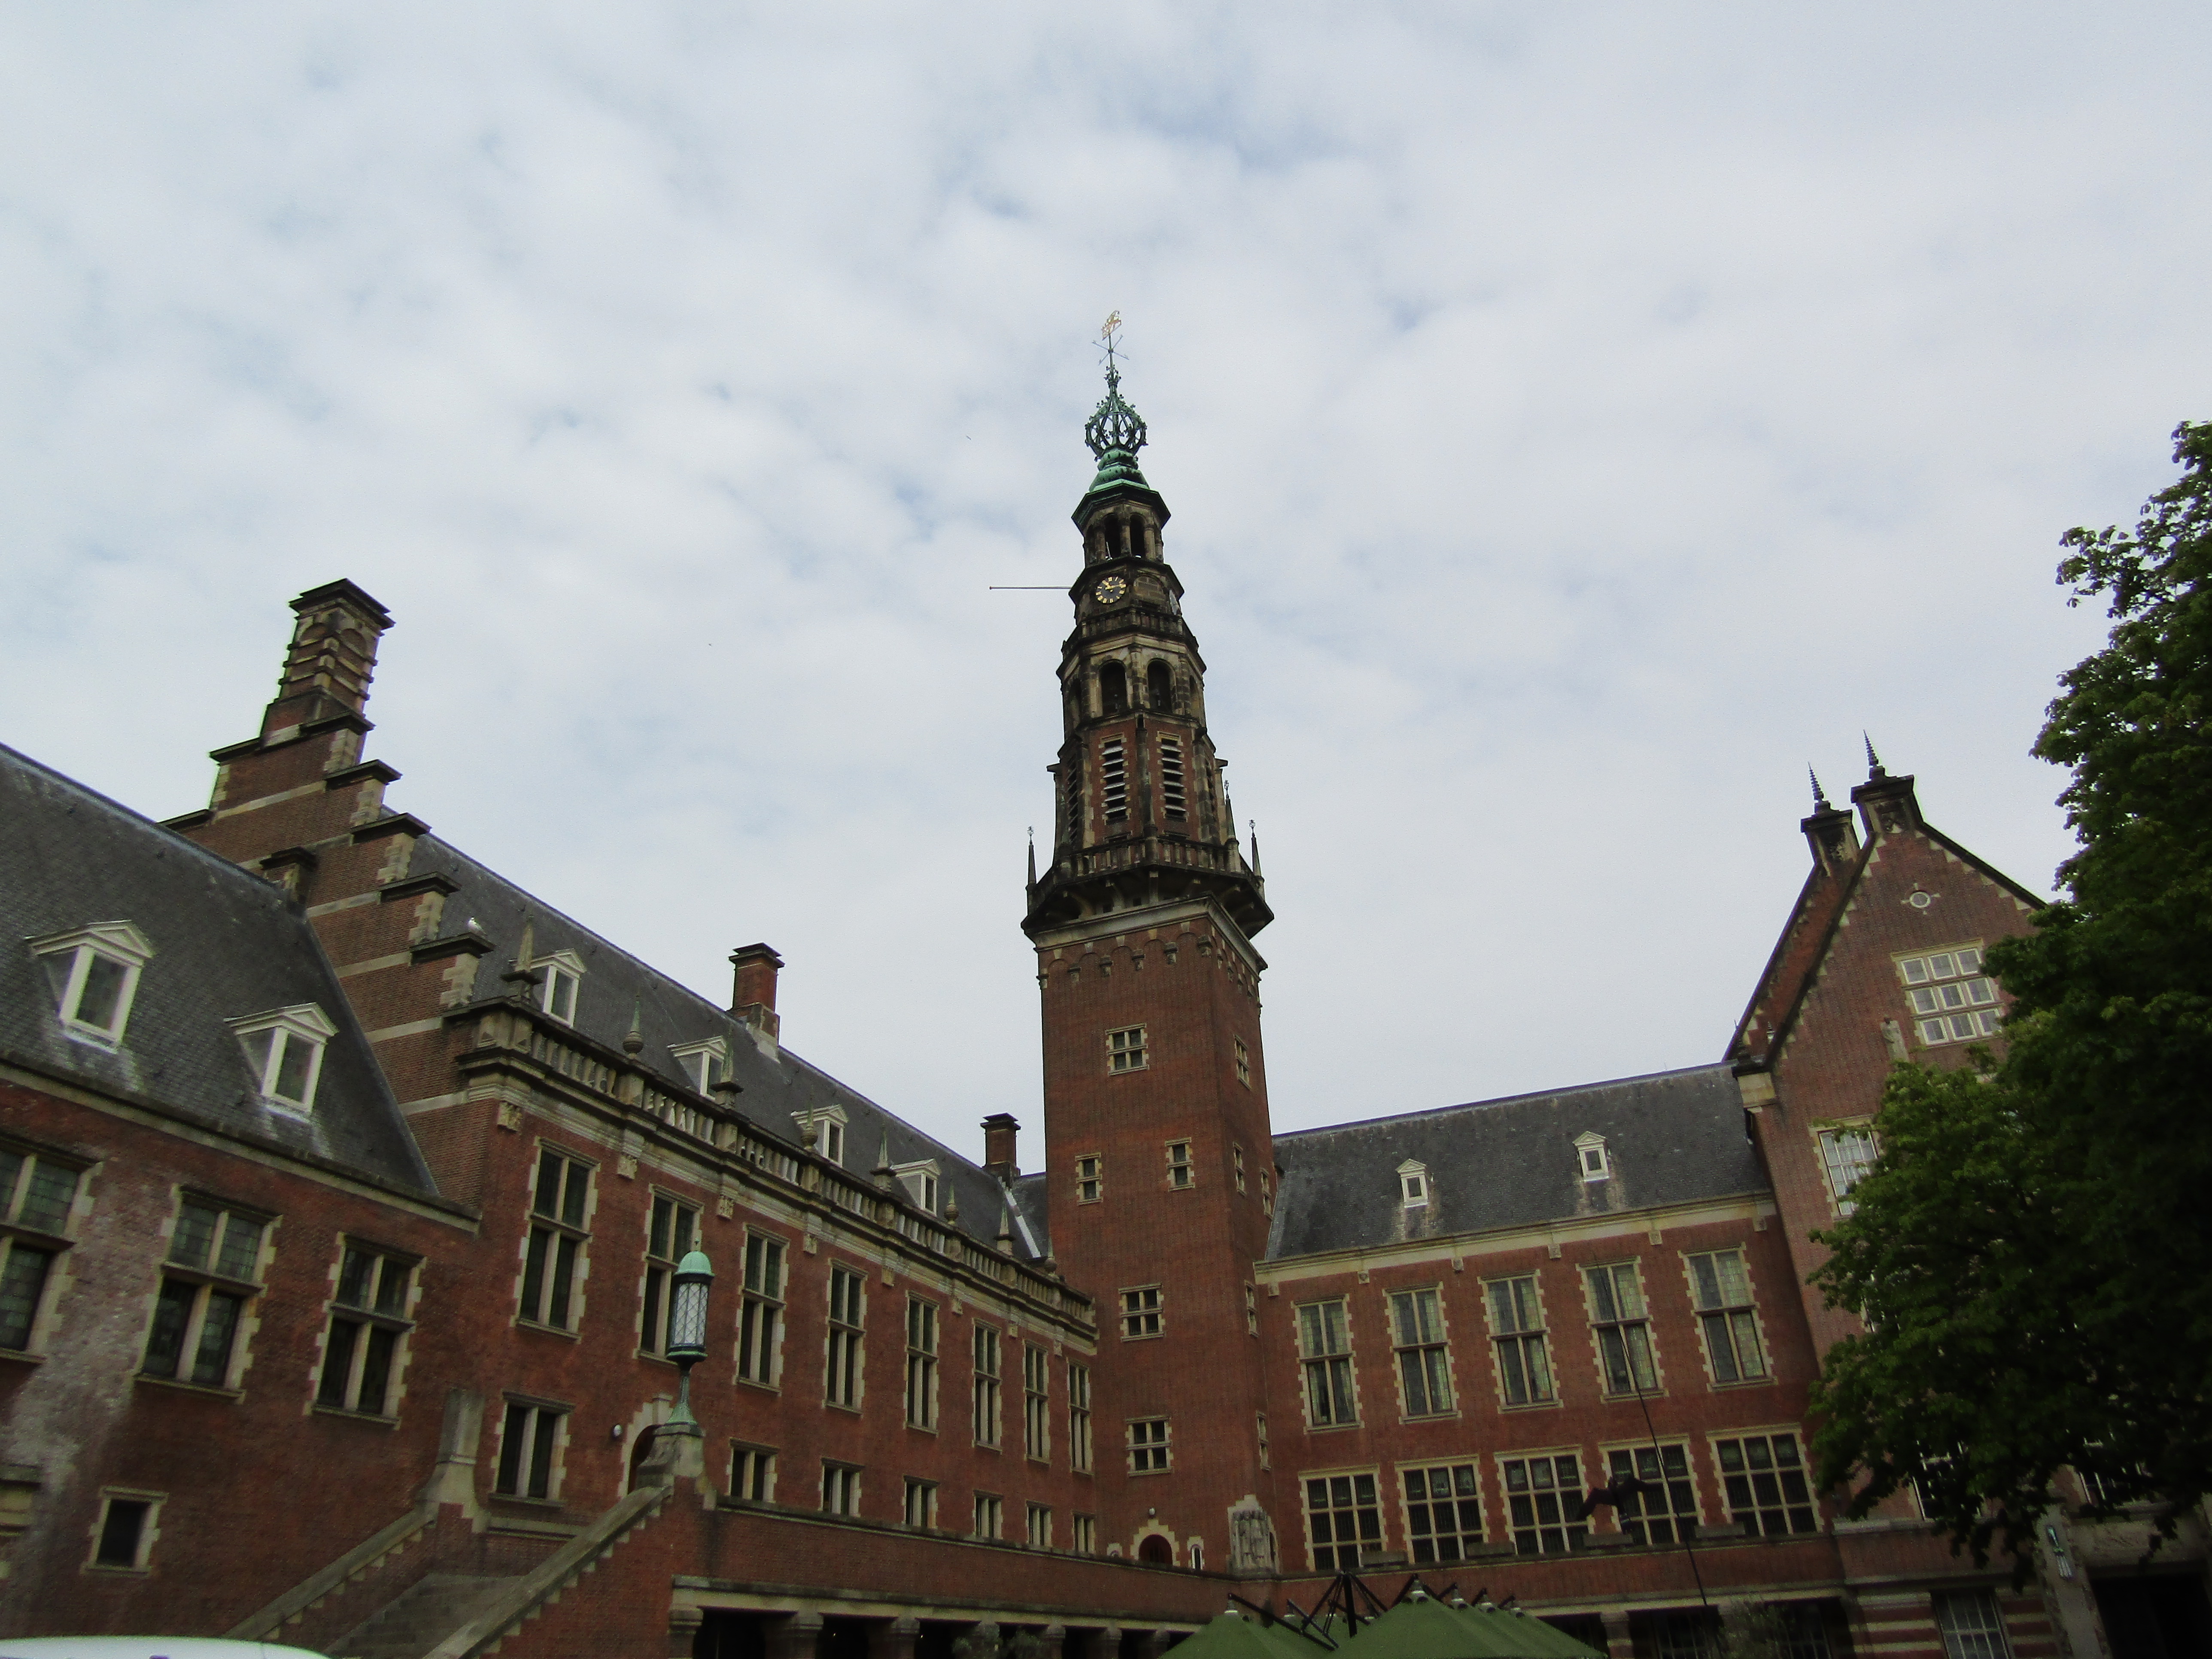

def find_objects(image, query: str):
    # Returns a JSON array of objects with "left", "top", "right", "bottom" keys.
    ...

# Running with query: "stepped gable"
[
  {"left": 1267, "top": 1062, "right": 1762, "bottom": 1258},
  {"left": 0, "top": 741, "right": 434, "bottom": 1196},
  {"left": 405, "top": 834, "right": 1042, "bottom": 1257}
]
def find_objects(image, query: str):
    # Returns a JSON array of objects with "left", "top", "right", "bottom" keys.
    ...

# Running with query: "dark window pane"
[
  {"left": 170, "top": 1202, "right": 219, "bottom": 1268},
  {"left": 96, "top": 1499, "right": 149, "bottom": 1566},
  {"left": 338, "top": 1246, "right": 376, "bottom": 1307},
  {"left": 215, "top": 1217, "right": 262, "bottom": 1281},
  {"left": 20, "top": 1161, "right": 78, "bottom": 1234},
  {"left": 320, "top": 1320, "right": 361, "bottom": 1406},
  {"left": 561, "top": 1163, "right": 589, "bottom": 1228},
  {"left": 497, "top": 1403, "right": 530, "bottom": 1492},
  {"left": 534, "top": 1153, "right": 562, "bottom": 1218},
  {"left": 358, "top": 1325, "right": 398, "bottom": 1415},
  {"left": 77, "top": 954, "right": 128, "bottom": 1030},
  {"left": 527, "top": 1412, "right": 557, "bottom": 1498},
  {"left": 273, "top": 1033, "right": 315, "bottom": 1102},
  {"left": 191, "top": 1291, "right": 243, "bottom": 1386},
  {"left": 548, "top": 1235, "right": 578, "bottom": 1328},
  {"left": 0, "top": 1244, "right": 55, "bottom": 1349},
  {"left": 521, "top": 1229, "right": 550, "bottom": 1321},
  {"left": 143, "top": 1279, "right": 196, "bottom": 1377}
]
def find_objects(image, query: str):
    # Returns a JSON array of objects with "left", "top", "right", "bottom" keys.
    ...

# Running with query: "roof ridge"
[{"left": 1272, "top": 1060, "right": 1733, "bottom": 1141}]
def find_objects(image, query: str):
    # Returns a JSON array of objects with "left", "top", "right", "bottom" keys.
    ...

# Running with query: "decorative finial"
[
  {"left": 1809, "top": 767, "right": 1830, "bottom": 811},
  {"left": 1864, "top": 733, "right": 1886, "bottom": 778},
  {"left": 1027, "top": 826, "right": 1037, "bottom": 890},
  {"left": 872, "top": 1134, "right": 896, "bottom": 1191},
  {"left": 1248, "top": 819, "right": 1263, "bottom": 878},
  {"left": 622, "top": 996, "right": 644, "bottom": 1055},
  {"left": 1084, "top": 317, "right": 1147, "bottom": 466}
]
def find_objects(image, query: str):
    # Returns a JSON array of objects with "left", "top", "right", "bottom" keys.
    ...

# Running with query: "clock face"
[{"left": 1094, "top": 575, "right": 1129, "bottom": 605}]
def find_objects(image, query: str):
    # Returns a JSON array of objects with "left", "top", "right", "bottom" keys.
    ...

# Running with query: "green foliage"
[{"left": 1809, "top": 421, "right": 2212, "bottom": 1571}]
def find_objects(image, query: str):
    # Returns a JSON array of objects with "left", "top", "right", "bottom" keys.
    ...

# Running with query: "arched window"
[
  {"left": 1146, "top": 661, "right": 1172, "bottom": 711},
  {"left": 1138, "top": 1533, "right": 1173, "bottom": 1565},
  {"left": 1100, "top": 664, "right": 1127, "bottom": 714}
]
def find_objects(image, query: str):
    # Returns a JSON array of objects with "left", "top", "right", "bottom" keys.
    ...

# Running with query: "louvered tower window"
[
  {"left": 1101, "top": 741, "right": 1128, "bottom": 822},
  {"left": 1158, "top": 738, "right": 1187, "bottom": 818}
]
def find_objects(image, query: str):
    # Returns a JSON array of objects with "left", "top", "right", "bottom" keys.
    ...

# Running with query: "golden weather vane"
[{"left": 1100, "top": 312, "right": 1124, "bottom": 373}]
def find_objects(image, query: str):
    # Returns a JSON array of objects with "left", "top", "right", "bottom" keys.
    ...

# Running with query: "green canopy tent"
[
  {"left": 1163, "top": 1612, "right": 1337, "bottom": 1659},
  {"left": 1336, "top": 1591, "right": 1604, "bottom": 1659}
]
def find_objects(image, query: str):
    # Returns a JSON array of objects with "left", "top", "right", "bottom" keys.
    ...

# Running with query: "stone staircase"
[{"left": 331, "top": 1574, "right": 525, "bottom": 1659}]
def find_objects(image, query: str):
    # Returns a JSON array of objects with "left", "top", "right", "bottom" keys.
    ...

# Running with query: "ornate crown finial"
[{"left": 1084, "top": 313, "right": 1147, "bottom": 465}]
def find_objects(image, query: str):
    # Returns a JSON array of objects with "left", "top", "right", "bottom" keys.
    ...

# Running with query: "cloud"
[{"left": 3, "top": 2, "right": 2208, "bottom": 1154}]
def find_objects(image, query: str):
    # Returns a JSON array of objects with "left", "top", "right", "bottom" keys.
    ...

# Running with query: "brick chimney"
[
  {"left": 730, "top": 944, "right": 783, "bottom": 1043},
  {"left": 981, "top": 1113, "right": 1021, "bottom": 1182},
  {"left": 1802, "top": 772, "right": 1861, "bottom": 877},
  {"left": 262, "top": 580, "right": 393, "bottom": 741}
]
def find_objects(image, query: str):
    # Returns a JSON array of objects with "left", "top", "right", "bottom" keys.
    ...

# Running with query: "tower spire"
[
  {"left": 1809, "top": 767, "right": 1830, "bottom": 811},
  {"left": 1864, "top": 733, "right": 1886, "bottom": 778}
]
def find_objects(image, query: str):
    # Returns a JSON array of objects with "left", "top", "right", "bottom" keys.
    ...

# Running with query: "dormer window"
[
  {"left": 793, "top": 1105, "right": 848, "bottom": 1167},
  {"left": 893, "top": 1160, "right": 941, "bottom": 1214},
  {"left": 228, "top": 1005, "right": 337, "bottom": 1116},
  {"left": 1397, "top": 1160, "right": 1430, "bottom": 1208},
  {"left": 1574, "top": 1132, "right": 1610, "bottom": 1182},
  {"left": 529, "top": 950, "right": 586, "bottom": 1025},
  {"left": 30, "top": 922, "right": 153, "bottom": 1049},
  {"left": 671, "top": 1037, "right": 729, "bottom": 1095}
]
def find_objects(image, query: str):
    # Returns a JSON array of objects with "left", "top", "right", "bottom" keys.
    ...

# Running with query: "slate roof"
[
  {"left": 1267, "top": 1063, "right": 1763, "bottom": 1259},
  {"left": 407, "top": 836, "right": 1046, "bottom": 1260},
  {"left": 0, "top": 744, "right": 438, "bottom": 1198}
]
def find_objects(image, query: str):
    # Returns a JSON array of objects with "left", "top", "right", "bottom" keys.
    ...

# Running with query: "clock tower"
[{"left": 1026, "top": 343, "right": 1283, "bottom": 1574}]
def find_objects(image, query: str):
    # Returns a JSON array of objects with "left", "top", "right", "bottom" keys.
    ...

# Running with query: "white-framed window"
[
  {"left": 893, "top": 1159, "right": 941, "bottom": 1213},
  {"left": 1120, "top": 1285, "right": 1162, "bottom": 1339},
  {"left": 730, "top": 1442, "right": 776, "bottom": 1502},
  {"left": 316, "top": 1240, "right": 418, "bottom": 1416},
  {"left": 671, "top": 1037, "right": 728, "bottom": 1094},
  {"left": 1935, "top": 1591, "right": 2011, "bottom": 1659},
  {"left": 1602, "top": 1443, "right": 1699, "bottom": 1543},
  {"left": 640, "top": 1194, "right": 700, "bottom": 1358},
  {"left": 31, "top": 921, "right": 153, "bottom": 1048},
  {"left": 1501, "top": 1452, "right": 1586, "bottom": 1555},
  {"left": 1898, "top": 945, "right": 2001, "bottom": 1045},
  {"left": 530, "top": 948, "right": 586, "bottom": 1024},
  {"left": 902, "top": 1476, "right": 937, "bottom": 1528},
  {"left": 1158, "top": 737, "right": 1188, "bottom": 818},
  {"left": 905, "top": 1296, "right": 939, "bottom": 1428},
  {"left": 793, "top": 1105, "right": 848, "bottom": 1166},
  {"left": 1234, "top": 1037, "right": 1251, "bottom": 1088},
  {"left": 1401, "top": 1462, "right": 1484, "bottom": 1563},
  {"left": 1398, "top": 1160, "right": 1429, "bottom": 1208},
  {"left": 1027, "top": 1501, "right": 1053, "bottom": 1548},
  {"left": 1165, "top": 1139, "right": 1193, "bottom": 1188},
  {"left": 1686, "top": 1250, "right": 1767, "bottom": 1383},
  {"left": 1127, "top": 1417, "right": 1170, "bottom": 1474},
  {"left": 1075, "top": 1154, "right": 1102, "bottom": 1204},
  {"left": 1072, "top": 1513, "right": 1097, "bottom": 1554},
  {"left": 1100, "top": 739, "right": 1128, "bottom": 823},
  {"left": 1587, "top": 1262, "right": 1657, "bottom": 1394},
  {"left": 227, "top": 1003, "right": 337, "bottom": 1115},
  {"left": 143, "top": 1197, "right": 267, "bottom": 1391},
  {"left": 1574, "top": 1131, "right": 1610, "bottom": 1181},
  {"left": 1107, "top": 1025, "right": 1146, "bottom": 1073},
  {"left": 1816, "top": 1124, "right": 1878, "bottom": 1215},
  {"left": 1256, "top": 1409, "right": 1270, "bottom": 1469},
  {"left": 972, "top": 1323, "right": 1003, "bottom": 1447},
  {"left": 1305, "top": 1471, "right": 1379, "bottom": 1570},
  {"left": 1486, "top": 1275, "right": 1555, "bottom": 1406},
  {"left": 1389, "top": 1287, "right": 1453, "bottom": 1417},
  {"left": 821, "top": 1462, "right": 862, "bottom": 1516},
  {"left": 495, "top": 1397, "right": 568, "bottom": 1501},
  {"left": 1023, "top": 1343, "right": 1050, "bottom": 1460},
  {"left": 1712, "top": 1430, "right": 1818, "bottom": 1535},
  {"left": 1234, "top": 1145, "right": 1247, "bottom": 1194},
  {"left": 520, "top": 1146, "right": 593, "bottom": 1331},
  {"left": 972, "top": 1490, "right": 1003, "bottom": 1538},
  {"left": 1245, "top": 1282, "right": 1259, "bottom": 1335},
  {"left": 1299, "top": 1299, "right": 1357, "bottom": 1427},
  {"left": 1068, "top": 1362, "right": 1093, "bottom": 1471},
  {"left": 0, "top": 1144, "right": 84, "bottom": 1355},
  {"left": 826, "top": 1263, "right": 864, "bottom": 1409},
  {"left": 88, "top": 1489, "right": 162, "bottom": 1572},
  {"left": 738, "top": 1231, "right": 786, "bottom": 1386}
]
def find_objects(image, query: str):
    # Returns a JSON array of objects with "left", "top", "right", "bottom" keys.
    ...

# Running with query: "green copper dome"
[{"left": 1073, "top": 363, "right": 1170, "bottom": 530}]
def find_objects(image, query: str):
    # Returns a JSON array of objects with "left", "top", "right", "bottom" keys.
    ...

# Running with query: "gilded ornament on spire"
[{"left": 1084, "top": 312, "right": 1148, "bottom": 466}]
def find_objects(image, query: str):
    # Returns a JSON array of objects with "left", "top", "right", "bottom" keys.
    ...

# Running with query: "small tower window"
[
  {"left": 529, "top": 949, "right": 586, "bottom": 1025},
  {"left": 1158, "top": 738, "right": 1187, "bottom": 819},
  {"left": 1574, "top": 1132, "right": 1610, "bottom": 1182},
  {"left": 1146, "top": 660, "right": 1173, "bottom": 711},
  {"left": 1398, "top": 1160, "right": 1430, "bottom": 1208},
  {"left": 671, "top": 1037, "right": 729, "bottom": 1095},
  {"left": 1100, "top": 663, "right": 1128, "bottom": 714},
  {"left": 1100, "top": 741, "right": 1129, "bottom": 823}
]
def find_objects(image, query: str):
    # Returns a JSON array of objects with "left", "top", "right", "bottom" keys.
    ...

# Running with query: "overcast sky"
[{"left": 6, "top": 5, "right": 2208, "bottom": 1161}]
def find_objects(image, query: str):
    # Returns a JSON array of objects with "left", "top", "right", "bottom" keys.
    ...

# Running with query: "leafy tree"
[{"left": 1809, "top": 421, "right": 2212, "bottom": 1570}]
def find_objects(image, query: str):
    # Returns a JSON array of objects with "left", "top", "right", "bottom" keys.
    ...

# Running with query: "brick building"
[{"left": 3, "top": 365, "right": 2205, "bottom": 1659}]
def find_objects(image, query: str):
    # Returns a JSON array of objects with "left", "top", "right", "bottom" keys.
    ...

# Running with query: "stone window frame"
[
  {"left": 1396, "top": 1459, "right": 1487, "bottom": 1564},
  {"left": 1026, "top": 1501, "right": 1053, "bottom": 1548},
  {"left": 1497, "top": 1447, "right": 1588, "bottom": 1556},
  {"left": 1164, "top": 1139, "right": 1194, "bottom": 1190},
  {"left": 972, "top": 1320, "right": 1003, "bottom": 1449},
  {"left": 825, "top": 1261, "right": 866, "bottom": 1411},
  {"left": 1072, "top": 1513, "right": 1097, "bottom": 1554},
  {"left": 904, "top": 1294, "right": 940, "bottom": 1430},
  {"left": 1573, "top": 1131, "right": 1610, "bottom": 1182},
  {"left": 729, "top": 1441, "right": 776, "bottom": 1503},
  {"left": 639, "top": 1191, "right": 702, "bottom": 1361},
  {"left": 972, "top": 1489, "right": 1004, "bottom": 1539},
  {"left": 1234, "top": 1037, "right": 1251, "bottom": 1088},
  {"left": 1296, "top": 1297, "right": 1359, "bottom": 1430},
  {"left": 528, "top": 948, "right": 587, "bottom": 1026},
  {"left": 1301, "top": 1466, "right": 1382, "bottom": 1571},
  {"left": 1583, "top": 1258, "right": 1663, "bottom": 1398},
  {"left": 1595, "top": 1437, "right": 1703, "bottom": 1544},
  {"left": 1022, "top": 1341, "right": 1051, "bottom": 1462},
  {"left": 140, "top": 1191, "right": 274, "bottom": 1396},
  {"left": 892, "top": 1159, "right": 941, "bottom": 1214},
  {"left": 1068, "top": 1361, "right": 1094, "bottom": 1471},
  {"left": 1934, "top": 1589, "right": 2013, "bottom": 1659},
  {"left": 1127, "top": 1416, "right": 1172, "bottom": 1475},
  {"left": 85, "top": 1487, "right": 164, "bottom": 1574},
  {"left": 1397, "top": 1159, "right": 1431, "bottom": 1208},
  {"left": 820, "top": 1460, "right": 863, "bottom": 1517},
  {"left": 226, "top": 1003, "right": 338, "bottom": 1118},
  {"left": 1707, "top": 1426, "right": 1820, "bottom": 1537},
  {"left": 30, "top": 921, "right": 153, "bottom": 1051},
  {"left": 737, "top": 1229, "right": 788, "bottom": 1390},
  {"left": 902, "top": 1476, "right": 937, "bottom": 1528},
  {"left": 0, "top": 1137, "right": 90, "bottom": 1358},
  {"left": 793, "top": 1104, "right": 848, "bottom": 1167},
  {"left": 518, "top": 1142, "right": 596, "bottom": 1334},
  {"left": 1233, "top": 1145, "right": 1247, "bottom": 1194},
  {"left": 314, "top": 1235, "right": 421, "bottom": 1419},
  {"left": 1119, "top": 1284, "right": 1163, "bottom": 1340},
  {"left": 1386, "top": 1284, "right": 1456, "bottom": 1420},
  {"left": 1482, "top": 1271, "right": 1559, "bottom": 1410},
  {"left": 1813, "top": 1120, "right": 1878, "bottom": 1217},
  {"left": 1074, "top": 1152, "right": 1103, "bottom": 1205},
  {"left": 1107, "top": 1024, "right": 1147, "bottom": 1074},
  {"left": 493, "top": 1393, "right": 571, "bottom": 1504},
  {"left": 670, "top": 1036, "right": 729, "bottom": 1096},
  {"left": 1895, "top": 941, "right": 2002, "bottom": 1048},
  {"left": 1682, "top": 1247, "right": 1771, "bottom": 1388}
]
